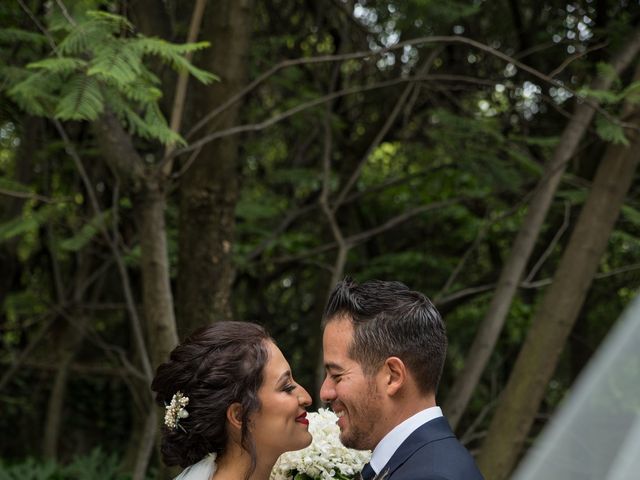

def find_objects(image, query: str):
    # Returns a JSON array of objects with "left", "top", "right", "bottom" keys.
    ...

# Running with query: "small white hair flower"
[{"left": 164, "top": 391, "right": 189, "bottom": 431}]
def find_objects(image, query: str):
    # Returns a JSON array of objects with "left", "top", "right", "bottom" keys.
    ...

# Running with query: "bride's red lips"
[{"left": 296, "top": 412, "right": 309, "bottom": 425}]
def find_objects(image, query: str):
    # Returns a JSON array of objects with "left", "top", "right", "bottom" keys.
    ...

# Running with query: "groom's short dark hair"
[{"left": 323, "top": 277, "right": 447, "bottom": 394}]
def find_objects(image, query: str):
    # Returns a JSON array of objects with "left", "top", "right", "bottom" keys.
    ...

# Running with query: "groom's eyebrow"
[{"left": 324, "top": 362, "right": 343, "bottom": 372}]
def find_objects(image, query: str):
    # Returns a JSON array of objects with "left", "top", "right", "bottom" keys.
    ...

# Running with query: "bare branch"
[
  {"left": 52, "top": 119, "right": 153, "bottom": 383},
  {"left": 17, "top": 0, "right": 59, "bottom": 54},
  {"left": 177, "top": 74, "right": 497, "bottom": 159},
  {"left": 162, "top": 0, "right": 208, "bottom": 174},
  {"left": 332, "top": 53, "right": 439, "bottom": 212},
  {"left": 266, "top": 198, "right": 461, "bottom": 265},
  {"left": 184, "top": 34, "right": 615, "bottom": 143},
  {"left": 54, "top": 0, "right": 77, "bottom": 26},
  {"left": 319, "top": 76, "right": 348, "bottom": 290},
  {"left": 0, "top": 360, "right": 140, "bottom": 377},
  {"left": 460, "top": 398, "right": 499, "bottom": 446},
  {"left": 435, "top": 217, "right": 489, "bottom": 304},
  {"left": 0, "top": 187, "right": 57, "bottom": 203},
  {"left": 549, "top": 41, "right": 609, "bottom": 78},
  {"left": 437, "top": 262, "right": 640, "bottom": 306},
  {"left": 0, "top": 316, "right": 55, "bottom": 392},
  {"left": 523, "top": 200, "right": 571, "bottom": 283}
]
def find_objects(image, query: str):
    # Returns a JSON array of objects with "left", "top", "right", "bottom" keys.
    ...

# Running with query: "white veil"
[
  {"left": 512, "top": 295, "right": 640, "bottom": 480},
  {"left": 173, "top": 453, "right": 217, "bottom": 480}
]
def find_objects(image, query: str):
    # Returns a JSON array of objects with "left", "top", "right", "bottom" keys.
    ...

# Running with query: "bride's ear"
[{"left": 226, "top": 402, "right": 243, "bottom": 430}]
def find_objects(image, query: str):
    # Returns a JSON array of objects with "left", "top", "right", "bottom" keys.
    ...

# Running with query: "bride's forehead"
[{"left": 263, "top": 341, "right": 290, "bottom": 372}]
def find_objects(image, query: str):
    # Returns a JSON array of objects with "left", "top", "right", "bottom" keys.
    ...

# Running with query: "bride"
[{"left": 151, "top": 321, "right": 313, "bottom": 480}]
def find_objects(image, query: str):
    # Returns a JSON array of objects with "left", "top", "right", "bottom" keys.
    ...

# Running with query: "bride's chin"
[{"left": 294, "top": 432, "right": 312, "bottom": 450}]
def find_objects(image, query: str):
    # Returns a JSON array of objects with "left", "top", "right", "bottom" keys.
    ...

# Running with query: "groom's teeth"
[{"left": 335, "top": 411, "right": 345, "bottom": 418}]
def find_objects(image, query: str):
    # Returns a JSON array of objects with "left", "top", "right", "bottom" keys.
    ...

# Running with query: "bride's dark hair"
[{"left": 151, "top": 321, "right": 271, "bottom": 471}]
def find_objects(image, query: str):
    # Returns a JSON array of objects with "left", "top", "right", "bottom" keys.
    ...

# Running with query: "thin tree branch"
[
  {"left": 54, "top": 0, "right": 77, "bottom": 26},
  {"left": 176, "top": 74, "right": 497, "bottom": 160},
  {"left": 523, "top": 200, "right": 571, "bottom": 283},
  {"left": 332, "top": 53, "right": 439, "bottom": 212},
  {"left": 51, "top": 304, "right": 147, "bottom": 382},
  {"left": 0, "top": 187, "right": 57, "bottom": 203},
  {"left": 0, "top": 316, "right": 56, "bottom": 392},
  {"left": 549, "top": 41, "right": 610, "bottom": 78},
  {"left": 434, "top": 216, "right": 489, "bottom": 304},
  {"left": 17, "top": 0, "right": 59, "bottom": 54},
  {"left": 52, "top": 119, "right": 153, "bottom": 383},
  {"left": 319, "top": 71, "right": 348, "bottom": 291},
  {"left": 0, "top": 360, "right": 141, "bottom": 377},
  {"left": 244, "top": 169, "right": 445, "bottom": 262},
  {"left": 162, "top": 0, "right": 208, "bottom": 174},
  {"left": 437, "top": 262, "right": 640, "bottom": 306},
  {"left": 266, "top": 198, "right": 461, "bottom": 265},
  {"left": 460, "top": 398, "right": 499, "bottom": 446},
  {"left": 183, "top": 34, "right": 617, "bottom": 144}
]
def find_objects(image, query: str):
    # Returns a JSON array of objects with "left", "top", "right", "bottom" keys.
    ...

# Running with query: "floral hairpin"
[{"left": 164, "top": 391, "right": 189, "bottom": 432}]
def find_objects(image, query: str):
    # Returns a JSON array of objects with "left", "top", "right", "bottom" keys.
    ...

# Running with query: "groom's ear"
[
  {"left": 383, "top": 356, "right": 406, "bottom": 396},
  {"left": 226, "top": 402, "right": 243, "bottom": 430}
]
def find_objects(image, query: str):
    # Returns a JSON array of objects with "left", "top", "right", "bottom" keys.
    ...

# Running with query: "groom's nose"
[{"left": 319, "top": 375, "right": 336, "bottom": 403}]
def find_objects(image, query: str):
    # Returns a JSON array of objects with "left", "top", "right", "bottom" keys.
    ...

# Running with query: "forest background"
[{"left": 1, "top": 1, "right": 639, "bottom": 479}]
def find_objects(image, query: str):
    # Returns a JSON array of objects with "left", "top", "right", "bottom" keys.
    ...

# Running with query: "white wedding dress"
[{"left": 174, "top": 453, "right": 217, "bottom": 480}]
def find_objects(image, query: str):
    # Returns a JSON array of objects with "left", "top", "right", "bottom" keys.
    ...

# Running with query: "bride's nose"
[{"left": 298, "top": 386, "right": 312, "bottom": 406}]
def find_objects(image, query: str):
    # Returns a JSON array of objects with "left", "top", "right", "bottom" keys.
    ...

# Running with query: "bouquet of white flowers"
[{"left": 271, "top": 408, "right": 371, "bottom": 480}]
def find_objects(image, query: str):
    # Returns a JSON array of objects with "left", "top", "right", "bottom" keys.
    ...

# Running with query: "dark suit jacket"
[{"left": 375, "top": 416, "right": 484, "bottom": 480}]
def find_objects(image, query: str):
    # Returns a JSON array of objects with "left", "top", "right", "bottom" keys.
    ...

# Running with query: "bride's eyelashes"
[{"left": 283, "top": 383, "right": 297, "bottom": 393}]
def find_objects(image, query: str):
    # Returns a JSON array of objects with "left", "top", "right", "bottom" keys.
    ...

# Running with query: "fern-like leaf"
[
  {"left": 27, "top": 56, "right": 87, "bottom": 74},
  {"left": 57, "top": 20, "right": 110, "bottom": 55},
  {"left": 0, "top": 206, "right": 58, "bottom": 242},
  {"left": 55, "top": 75, "right": 104, "bottom": 121},
  {"left": 120, "top": 80, "right": 162, "bottom": 103},
  {"left": 86, "top": 10, "right": 135, "bottom": 34},
  {"left": 0, "top": 65, "right": 30, "bottom": 88},
  {"left": 595, "top": 115, "right": 630, "bottom": 146},
  {"left": 132, "top": 37, "right": 217, "bottom": 84},
  {"left": 88, "top": 41, "right": 142, "bottom": 86},
  {"left": 59, "top": 211, "right": 110, "bottom": 252},
  {"left": 0, "top": 28, "right": 47, "bottom": 46},
  {"left": 7, "top": 71, "right": 59, "bottom": 116}
]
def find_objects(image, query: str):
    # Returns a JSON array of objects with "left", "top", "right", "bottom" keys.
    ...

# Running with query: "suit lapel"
[{"left": 378, "top": 416, "right": 455, "bottom": 478}]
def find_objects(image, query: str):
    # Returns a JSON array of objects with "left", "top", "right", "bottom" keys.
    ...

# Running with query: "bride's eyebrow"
[{"left": 276, "top": 370, "right": 292, "bottom": 386}]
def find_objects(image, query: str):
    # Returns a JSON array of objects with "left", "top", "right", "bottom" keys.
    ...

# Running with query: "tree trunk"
[
  {"left": 443, "top": 32, "right": 640, "bottom": 429},
  {"left": 136, "top": 179, "right": 179, "bottom": 368},
  {"left": 94, "top": 113, "right": 177, "bottom": 478},
  {"left": 477, "top": 107, "right": 640, "bottom": 480},
  {"left": 177, "top": 0, "right": 254, "bottom": 337}
]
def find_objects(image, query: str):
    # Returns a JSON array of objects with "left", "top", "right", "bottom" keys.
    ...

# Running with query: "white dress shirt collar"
[{"left": 368, "top": 406, "right": 443, "bottom": 475}]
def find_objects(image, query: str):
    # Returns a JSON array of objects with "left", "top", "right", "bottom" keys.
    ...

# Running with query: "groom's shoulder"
[
  {"left": 392, "top": 439, "right": 484, "bottom": 480},
  {"left": 392, "top": 423, "right": 484, "bottom": 480}
]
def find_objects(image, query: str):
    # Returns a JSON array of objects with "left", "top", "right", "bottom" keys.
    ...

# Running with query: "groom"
[{"left": 320, "top": 278, "right": 484, "bottom": 480}]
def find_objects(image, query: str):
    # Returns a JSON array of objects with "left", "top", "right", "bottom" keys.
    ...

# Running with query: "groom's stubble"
[{"left": 339, "top": 376, "right": 384, "bottom": 451}]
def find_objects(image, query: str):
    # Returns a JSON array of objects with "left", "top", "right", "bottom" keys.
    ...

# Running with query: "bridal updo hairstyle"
[{"left": 151, "top": 321, "right": 271, "bottom": 469}]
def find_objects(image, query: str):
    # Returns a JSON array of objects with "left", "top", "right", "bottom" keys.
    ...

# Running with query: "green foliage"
[
  {"left": 0, "top": 449, "right": 130, "bottom": 480},
  {"left": 0, "top": 28, "right": 46, "bottom": 46},
  {"left": 2, "top": 10, "right": 217, "bottom": 145},
  {"left": 0, "top": 458, "right": 58, "bottom": 480},
  {"left": 58, "top": 210, "right": 110, "bottom": 252},
  {"left": 0, "top": 205, "right": 59, "bottom": 243},
  {"left": 595, "top": 114, "right": 629, "bottom": 146},
  {"left": 620, "top": 205, "right": 640, "bottom": 228}
]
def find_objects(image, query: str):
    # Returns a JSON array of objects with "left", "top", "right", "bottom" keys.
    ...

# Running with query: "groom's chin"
[{"left": 339, "top": 430, "right": 367, "bottom": 451}]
